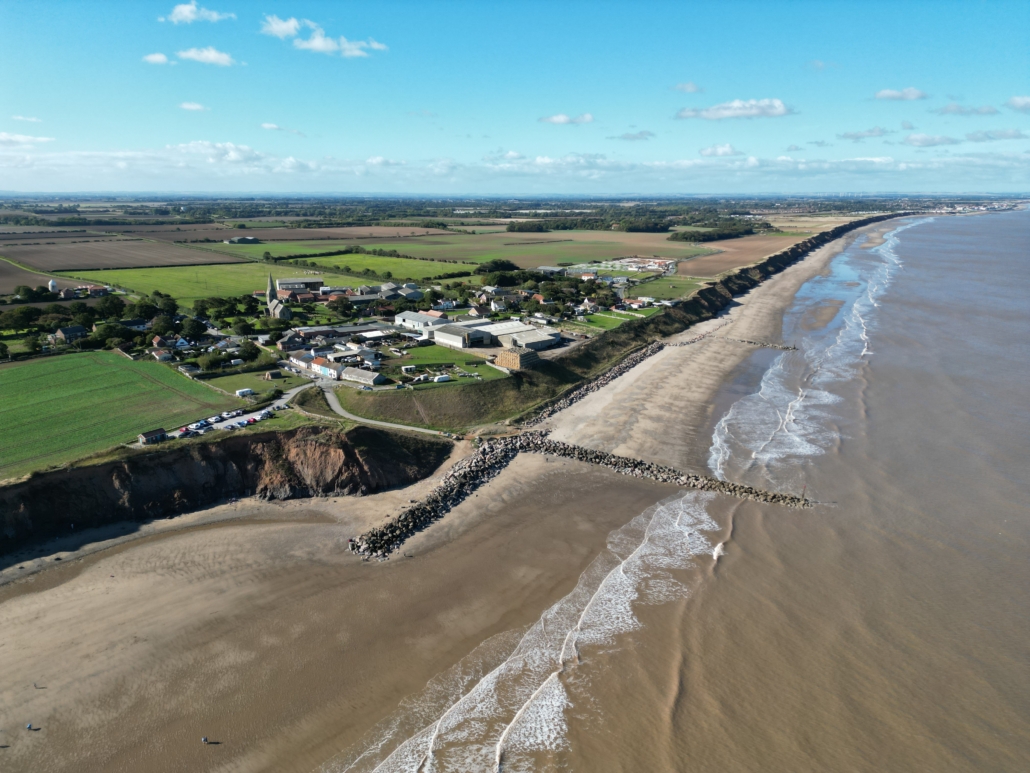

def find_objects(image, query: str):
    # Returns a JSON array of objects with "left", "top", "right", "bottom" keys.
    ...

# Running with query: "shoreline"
[{"left": 0, "top": 218, "right": 899, "bottom": 773}]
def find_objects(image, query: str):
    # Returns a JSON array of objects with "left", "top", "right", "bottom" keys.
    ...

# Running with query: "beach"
[{"left": 1, "top": 216, "right": 973, "bottom": 773}]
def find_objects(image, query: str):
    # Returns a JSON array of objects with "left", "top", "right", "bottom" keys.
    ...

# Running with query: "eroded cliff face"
[{"left": 0, "top": 426, "right": 452, "bottom": 553}]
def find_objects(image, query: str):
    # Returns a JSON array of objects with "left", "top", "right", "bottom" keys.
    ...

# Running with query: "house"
[
  {"left": 59, "top": 288, "right": 77, "bottom": 300},
  {"left": 171, "top": 336, "right": 191, "bottom": 349},
  {"left": 310, "top": 356, "right": 345, "bottom": 380},
  {"left": 341, "top": 367, "right": 386, "bottom": 386},
  {"left": 119, "top": 318, "right": 149, "bottom": 332},
  {"left": 55, "top": 325, "right": 87, "bottom": 342},
  {"left": 578, "top": 272, "right": 598, "bottom": 281},
  {"left": 152, "top": 335, "right": 168, "bottom": 347},
  {"left": 480, "top": 285, "right": 504, "bottom": 296},
  {"left": 277, "top": 288, "right": 297, "bottom": 301},
  {"left": 425, "top": 309, "right": 449, "bottom": 319},
  {"left": 490, "top": 299, "right": 507, "bottom": 312},
  {"left": 431, "top": 299, "right": 455, "bottom": 311},
  {"left": 277, "top": 332, "right": 304, "bottom": 351},
  {"left": 531, "top": 294, "right": 548, "bottom": 303},
  {"left": 152, "top": 349, "right": 173, "bottom": 361},
  {"left": 495, "top": 347, "right": 541, "bottom": 370},
  {"left": 85, "top": 285, "right": 108, "bottom": 297},
  {"left": 468, "top": 305, "right": 491, "bottom": 318},
  {"left": 138, "top": 428, "right": 167, "bottom": 445},
  {"left": 293, "top": 292, "right": 317, "bottom": 304}
]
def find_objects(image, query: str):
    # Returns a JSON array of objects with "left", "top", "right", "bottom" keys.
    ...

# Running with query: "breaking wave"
[
  {"left": 708, "top": 220, "right": 926, "bottom": 488},
  {"left": 321, "top": 494, "right": 717, "bottom": 773}
]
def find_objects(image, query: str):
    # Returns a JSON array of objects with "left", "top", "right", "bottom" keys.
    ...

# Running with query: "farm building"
[
  {"left": 138, "top": 428, "right": 167, "bottom": 445},
  {"left": 500, "top": 328, "right": 561, "bottom": 351},
  {"left": 276, "top": 277, "right": 325, "bottom": 292},
  {"left": 536, "top": 266, "right": 566, "bottom": 276},
  {"left": 431, "top": 324, "right": 475, "bottom": 349},
  {"left": 341, "top": 367, "right": 386, "bottom": 386},
  {"left": 495, "top": 347, "right": 541, "bottom": 370},
  {"left": 395, "top": 311, "right": 449, "bottom": 334}
]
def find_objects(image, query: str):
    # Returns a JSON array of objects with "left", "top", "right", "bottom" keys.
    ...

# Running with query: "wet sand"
[{"left": 0, "top": 220, "right": 895, "bottom": 772}]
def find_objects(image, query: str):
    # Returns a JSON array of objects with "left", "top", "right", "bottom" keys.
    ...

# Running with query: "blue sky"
[{"left": 1, "top": 0, "right": 1028, "bottom": 193}]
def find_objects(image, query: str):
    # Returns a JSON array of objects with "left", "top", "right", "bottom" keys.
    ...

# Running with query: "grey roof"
[{"left": 341, "top": 367, "right": 382, "bottom": 384}]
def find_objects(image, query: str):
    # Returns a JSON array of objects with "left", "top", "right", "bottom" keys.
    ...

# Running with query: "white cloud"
[
  {"left": 902, "top": 121, "right": 915, "bottom": 130},
  {"left": 931, "top": 103, "right": 998, "bottom": 116},
  {"left": 180, "top": 102, "right": 207, "bottom": 111},
  {"left": 261, "top": 14, "right": 301, "bottom": 39},
  {"left": 261, "top": 122, "right": 304, "bottom": 136},
  {"left": 178, "top": 46, "right": 235, "bottom": 66},
  {"left": 160, "top": 1, "right": 235, "bottom": 24},
  {"left": 142, "top": 53, "right": 169, "bottom": 65},
  {"left": 12, "top": 115, "right": 41, "bottom": 123},
  {"left": 673, "top": 82, "right": 703, "bottom": 93},
  {"left": 838, "top": 126, "right": 891, "bottom": 142},
  {"left": 539, "top": 113, "right": 594, "bottom": 125},
  {"left": 676, "top": 98, "right": 792, "bottom": 120},
  {"left": 700, "top": 143, "right": 743, "bottom": 157},
  {"left": 904, "top": 133, "right": 960, "bottom": 147},
  {"left": 278, "top": 20, "right": 387, "bottom": 58},
  {"left": 0, "top": 132, "right": 54, "bottom": 146},
  {"left": 876, "top": 87, "right": 928, "bottom": 101},
  {"left": 502, "top": 150, "right": 523, "bottom": 160},
  {"left": 1006, "top": 96, "right": 1030, "bottom": 113},
  {"left": 786, "top": 144, "right": 802, "bottom": 151},
  {"left": 366, "top": 156, "right": 404, "bottom": 166},
  {"left": 608, "top": 131, "right": 654, "bottom": 141},
  {"left": 965, "top": 129, "right": 1027, "bottom": 142}
]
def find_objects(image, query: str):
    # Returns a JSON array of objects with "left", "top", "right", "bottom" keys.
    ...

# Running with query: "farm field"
[
  {"left": 0, "top": 351, "right": 240, "bottom": 480},
  {"left": 205, "top": 369, "right": 310, "bottom": 395},
  {"left": 628, "top": 276, "right": 705, "bottom": 300},
  {"left": 0, "top": 258, "right": 82, "bottom": 294},
  {"left": 2, "top": 239, "right": 247, "bottom": 271},
  {"left": 675, "top": 233, "right": 810, "bottom": 276},
  {"left": 307, "top": 230, "right": 718, "bottom": 269},
  {"left": 202, "top": 226, "right": 454, "bottom": 245},
  {"left": 59, "top": 263, "right": 323, "bottom": 306}
]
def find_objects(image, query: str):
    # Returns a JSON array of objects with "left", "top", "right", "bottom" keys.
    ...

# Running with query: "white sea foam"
[
  {"left": 322, "top": 495, "right": 717, "bottom": 773},
  {"left": 708, "top": 220, "right": 927, "bottom": 486}
]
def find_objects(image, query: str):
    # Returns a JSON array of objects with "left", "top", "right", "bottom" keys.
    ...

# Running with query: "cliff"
[{"left": 0, "top": 426, "right": 453, "bottom": 554}]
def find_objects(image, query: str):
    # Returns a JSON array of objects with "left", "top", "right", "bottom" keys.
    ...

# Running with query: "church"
[{"left": 266, "top": 273, "right": 292, "bottom": 320}]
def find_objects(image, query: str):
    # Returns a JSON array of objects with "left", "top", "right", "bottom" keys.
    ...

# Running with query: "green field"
[
  {"left": 0, "top": 352, "right": 241, "bottom": 479},
  {"left": 378, "top": 344, "right": 507, "bottom": 387},
  {"left": 627, "top": 276, "right": 705, "bottom": 300},
  {"left": 58, "top": 264, "right": 323, "bottom": 306},
  {"left": 215, "top": 231, "right": 714, "bottom": 270},
  {"left": 205, "top": 369, "right": 310, "bottom": 395}
]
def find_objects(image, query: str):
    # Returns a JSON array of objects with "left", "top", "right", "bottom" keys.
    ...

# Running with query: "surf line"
[{"left": 353, "top": 433, "right": 811, "bottom": 558}]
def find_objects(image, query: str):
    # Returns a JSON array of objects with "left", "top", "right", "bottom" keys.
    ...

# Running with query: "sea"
[{"left": 322, "top": 209, "right": 1030, "bottom": 772}]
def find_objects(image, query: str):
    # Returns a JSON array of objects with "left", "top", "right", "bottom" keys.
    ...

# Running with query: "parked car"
[
  {"left": 220, "top": 411, "right": 235, "bottom": 419},
  {"left": 206, "top": 415, "right": 223, "bottom": 423}
]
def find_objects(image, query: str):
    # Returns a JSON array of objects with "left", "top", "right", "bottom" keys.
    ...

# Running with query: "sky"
[{"left": 1, "top": 0, "right": 1029, "bottom": 194}]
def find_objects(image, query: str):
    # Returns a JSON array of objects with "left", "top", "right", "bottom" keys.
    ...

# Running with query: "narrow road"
[{"left": 319, "top": 384, "right": 446, "bottom": 436}]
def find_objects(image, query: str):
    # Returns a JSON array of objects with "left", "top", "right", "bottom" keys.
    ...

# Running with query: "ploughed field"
[
  {"left": 0, "top": 259, "right": 83, "bottom": 294},
  {"left": 0, "top": 352, "right": 241, "bottom": 480},
  {"left": 58, "top": 263, "right": 323, "bottom": 306},
  {"left": 2, "top": 239, "right": 247, "bottom": 271},
  {"left": 676, "top": 233, "right": 810, "bottom": 277}
]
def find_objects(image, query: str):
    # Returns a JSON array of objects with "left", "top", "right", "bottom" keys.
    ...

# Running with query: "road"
[{"left": 318, "top": 384, "right": 446, "bottom": 436}]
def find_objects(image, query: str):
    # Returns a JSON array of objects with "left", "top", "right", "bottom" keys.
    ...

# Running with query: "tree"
[
  {"left": 241, "top": 295, "right": 259, "bottom": 315},
  {"left": 233, "top": 320, "right": 255, "bottom": 336},
  {"left": 151, "top": 315, "right": 175, "bottom": 336},
  {"left": 181, "top": 318, "right": 206, "bottom": 340},
  {"left": 129, "top": 301, "right": 159, "bottom": 321},
  {"left": 0, "top": 341, "right": 8, "bottom": 359},
  {"left": 1, "top": 306, "right": 41, "bottom": 331},
  {"left": 94, "top": 295, "right": 126, "bottom": 320},
  {"left": 157, "top": 296, "right": 178, "bottom": 315},
  {"left": 23, "top": 335, "right": 41, "bottom": 353},
  {"left": 197, "top": 352, "right": 224, "bottom": 371},
  {"left": 91, "top": 323, "right": 124, "bottom": 343},
  {"left": 239, "top": 340, "right": 260, "bottom": 361}
]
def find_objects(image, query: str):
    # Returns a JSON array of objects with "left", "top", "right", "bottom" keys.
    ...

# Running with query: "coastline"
[{"left": 0, "top": 219, "right": 898, "bottom": 772}]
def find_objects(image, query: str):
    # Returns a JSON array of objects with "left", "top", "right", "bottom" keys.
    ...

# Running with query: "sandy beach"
[{"left": 0, "top": 221, "right": 895, "bottom": 772}]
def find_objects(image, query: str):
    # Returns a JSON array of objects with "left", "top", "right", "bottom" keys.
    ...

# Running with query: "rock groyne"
[{"left": 353, "top": 433, "right": 809, "bottom": 558}]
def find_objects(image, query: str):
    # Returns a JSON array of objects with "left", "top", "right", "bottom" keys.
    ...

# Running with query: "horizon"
[{"left": 2, "top": 0, "right": 1029, "bottom": 193}]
